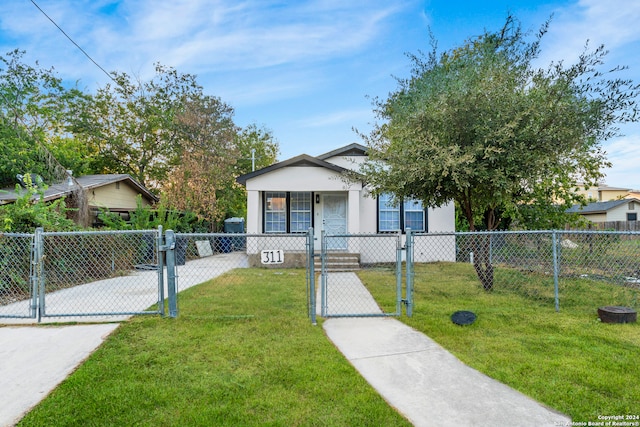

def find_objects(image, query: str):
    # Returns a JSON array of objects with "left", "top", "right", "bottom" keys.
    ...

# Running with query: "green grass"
[
  {"left": 19, "top": 264, "right": 640, "bottom": 424},
  {"left": 18, "top": 269, "right": 411, "bottom": 427},
  {"left": 359, "top": 262, "right": 640, "bottom": 422}
]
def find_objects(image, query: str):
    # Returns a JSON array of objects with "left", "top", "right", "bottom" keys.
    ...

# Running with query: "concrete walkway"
[
  {"left": 320, "top": 272, "right": 571, "bottom": 426},
  {"left": 0, "top": 324, "right": 120, "bottom": 427}
]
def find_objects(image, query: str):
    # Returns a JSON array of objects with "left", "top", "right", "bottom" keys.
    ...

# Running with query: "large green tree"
[
  {"left": 71, "top": 65, "right": 279, "bottom": 229},
  {"left": 162, "top": 95, "right": 239, "bottom": 230},
  {"left": 71, "top": 64, "right": 203, "bottom": 189},
  {"left": 0, "top": 50, "right": 87, "bottom": 187},
  {"left": 360, "top": 16, "right": 640, "bottom": 290}
]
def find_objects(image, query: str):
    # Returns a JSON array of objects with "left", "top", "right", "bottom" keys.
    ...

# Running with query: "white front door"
[{"left": 322, "top": 194, "right": 347, "bottom": 250}]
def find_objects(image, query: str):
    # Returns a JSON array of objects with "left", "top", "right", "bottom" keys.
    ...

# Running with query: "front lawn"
[
  {"left": 360, "top": 262, "right": 640, "bottom": 422},
  {"left": 18, "top": 269, "right": 411, "bottom": 427}
]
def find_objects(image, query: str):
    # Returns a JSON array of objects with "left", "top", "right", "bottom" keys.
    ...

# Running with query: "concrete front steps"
[{"left": 314, "top": 253, "right": 360, "bottom": 272}]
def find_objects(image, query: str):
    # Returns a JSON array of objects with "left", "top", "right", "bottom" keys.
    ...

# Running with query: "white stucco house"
[{"left": 236, "top": 143, "right": 455, "bottom": 265}]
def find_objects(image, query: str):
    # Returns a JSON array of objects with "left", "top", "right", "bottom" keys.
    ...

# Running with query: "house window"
[
  {"left": 404, "top": 199, "right": 425, "bottom": 231},
  {"left": 290, "top": 192, "right": 312, "bottom": 232},
  {"left": 627, "top": 213, "right": 637, "bottom": 221},
  {"left": 378, "top": 194, "right": 426, "bottom": 232},
  {"left": 629, "top": 202, "right": 635, "bottom": 210},
  {"left": 378, "top": 194, "right": 400, "bottom": 231},
  {"left": 264, "top": 191, "right": 312, "bottom": 233},
  {"left": 265, "top": 192, "right": 286, "bottom": 233}
]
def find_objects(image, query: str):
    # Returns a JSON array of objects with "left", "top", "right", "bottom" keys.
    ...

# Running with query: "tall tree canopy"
[
  {"left": 359, "top": 15, "right": 640, "bottom": 290},
  {"left": 360, "top": 16, "right": 640, "bottom": 232},
  {"left": 71, "top": 64, "right": 202, "bottom": 189},
  {"left": 71, "top": 64, "right": 279, "bottom": 229},
  {"left": 1, "top": 53, "right": 280, "bottom": 230},
  {"left": 0, "top": 50, "right": 86, "bottom": 188}
]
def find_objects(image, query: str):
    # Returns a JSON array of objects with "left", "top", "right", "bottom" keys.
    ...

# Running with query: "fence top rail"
[
  {"left": 413, "top": 230, "right": 640, "bottom": 236},
  {"left": 560, "top": 229, "right": 640, "bottom": 236},
  {"left": 324, "top": 233, "right": 403, "bottom": 238},
  {"left": 42, "top": 229, "right": 159, "bottom": 237},
  {"left": 0, "top": 232, "right": 34, "bottom": 238},
  {"left": 174, "top": 232, "right": 308, "bottom": 238}
]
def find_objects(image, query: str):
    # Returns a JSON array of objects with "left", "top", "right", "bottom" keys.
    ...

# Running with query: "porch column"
[
  {"left": 348, "top": 190, "right": 360, "bottom": 234},
  {"left": 246, "top": 190, "right": 260, "bottom": 233}
]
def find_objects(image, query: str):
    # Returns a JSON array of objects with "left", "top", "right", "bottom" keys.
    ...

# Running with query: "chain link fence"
[
  {"left": 412, "top": 231, "right": 640, "bottom": 312},
  {"left": 0, "top": 232, "right": 36, "bottom": 318},
  {"left": 320, "top": 233, "right": 402, "bottom": 317},
  {"left": 3, "top": 228, "right": 638, "bottom": 322},
  {"left": 173, "top": 232, "right": 312, "bottom": 316},
  {"left": 39, "top": 230, "right": 163, "bottom": 318}
]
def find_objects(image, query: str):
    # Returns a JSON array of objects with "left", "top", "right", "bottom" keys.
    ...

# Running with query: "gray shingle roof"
[
  {"left": 0, "top": 174, "right": 157, "bottom": 205},
  {"left": 566, "top": 198, "right": 640, "bottom": 214}
]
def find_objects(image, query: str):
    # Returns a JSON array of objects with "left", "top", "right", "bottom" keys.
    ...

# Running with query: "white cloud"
[
  {"left": 538, "top": 0, "right": 640, "bottom": 65},
  {"left": 602, "top": 135, "right": 640, "bottom": 188},
  {"left": 0, "top": 0, "right": 405, "bottom": 89},
  {"left": 295, "top": 109, "right": 373, "bottom": 128}
]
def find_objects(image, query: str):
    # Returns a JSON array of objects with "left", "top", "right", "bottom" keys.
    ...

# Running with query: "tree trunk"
[{"left": 472, "top": 233, "right": 494, "bottom": 291}]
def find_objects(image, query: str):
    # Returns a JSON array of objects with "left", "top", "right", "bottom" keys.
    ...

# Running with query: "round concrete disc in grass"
[{"left": 451, "top": 310, "right": 477, "bottom": 326}]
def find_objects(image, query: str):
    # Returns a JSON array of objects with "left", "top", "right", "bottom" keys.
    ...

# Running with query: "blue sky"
[{"left": 1, "top": 0, "right": 639, "bottom": 188}]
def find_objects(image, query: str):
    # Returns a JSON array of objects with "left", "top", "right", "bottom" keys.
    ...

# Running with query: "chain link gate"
[
  {"left": 0, "top": 228, "right": 167, "bottom": 322},
  {"left": 319, "top": 231, "right": 408, "bottom": 318}
]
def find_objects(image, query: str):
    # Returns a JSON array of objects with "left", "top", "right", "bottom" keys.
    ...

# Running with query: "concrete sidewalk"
[
  {"left": 319, "top": 272, "right": 570, "bottom": 426},
  {"left": 0, "top": 324, "right": 120, "bottom": 427},
  {"left": 324, "top": 317, "right": 570, "bottom": 426}
]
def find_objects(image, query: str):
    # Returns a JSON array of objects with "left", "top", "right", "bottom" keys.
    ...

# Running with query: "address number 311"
[{"left": 261, "top": 249, "right": 284, "bottom": 264}]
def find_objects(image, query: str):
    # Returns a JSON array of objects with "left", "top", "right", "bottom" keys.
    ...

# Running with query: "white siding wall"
[
  {"left": 428, "top": 201, "right": 455, "bottom": 232},
  {"left": 606, "top": 203, "right": 636, "bottom": 221},
  {"left": 245, "top": 167, "right": 361, "bottom": 192}
]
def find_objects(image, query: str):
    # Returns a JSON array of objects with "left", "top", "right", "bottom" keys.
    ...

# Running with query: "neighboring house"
[
  {"left": 0, "top": 173, "right": 158, "bottom": 227},
  {"left": 575, "top": 184, "right": 631, "bottom": 202},
  {"left": 566, "top": 198, "right": 640, "bottom": 223},
  {"left": 236, "top": 143, "right": 455, "bottom": 265},
  {"left": 625, "top": 190, "right": 640, "bottom": 200}
]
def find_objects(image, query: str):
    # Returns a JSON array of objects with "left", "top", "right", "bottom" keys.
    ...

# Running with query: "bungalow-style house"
[
  {"left": 236, "top": 143, "right": 455, "bottom": 265},
  {"left": 567, "top": 198, "right": 640, "bottom": 223},
  {"left": 0, "top": 173, "right": 158, "bottom": 227}
]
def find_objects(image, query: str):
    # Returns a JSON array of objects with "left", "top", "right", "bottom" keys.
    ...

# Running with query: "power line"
[{"left": 29, "top": 0, "right": 116, "bottom": 84}]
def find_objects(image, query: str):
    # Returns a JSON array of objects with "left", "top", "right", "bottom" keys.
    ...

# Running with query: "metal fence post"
[
  {"left": 165, "top": 229, "right": 178, "bottom": 318},
  {"left": 395, "top": 230, "right": 403, "bottom": 316},
  {"left": 320, "top": 229, "right": 327, "bottom": 317},
  {"left": 157, "top": 225, "right": 165, "bottom": 317},
  {"left": 307, "top": 227, "right": 317, "bottom": 325},
  {"left": 552, "top": 230, "right": 560, "bottom": 312},
  {"left": 32, "top": 227, "right": 44, "bottom": 322},
  {"left": 405, "top": 228, "right": 414, "bottom": 317}
]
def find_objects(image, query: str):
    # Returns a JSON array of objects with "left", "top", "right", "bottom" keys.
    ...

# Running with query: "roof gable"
[
  {"left": 317, "top": 143, "right": 368, "bottom": 160},
  {"left": 236, "top": 154, "right": 351, "bottom": 185}
]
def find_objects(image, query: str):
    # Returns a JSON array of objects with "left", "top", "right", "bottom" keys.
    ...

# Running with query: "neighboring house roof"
[
  {"left": 566, "top": 198, "right": 640, "bottom": 214},
  {"left": 317, "top": 143, "right": 368, "bottom": 160},
  {"left": 0, "top": 174, "right": 158, "bottom": 205},
  {"left": 236, "top": 154, "right": 353, "bottom": 185}
]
